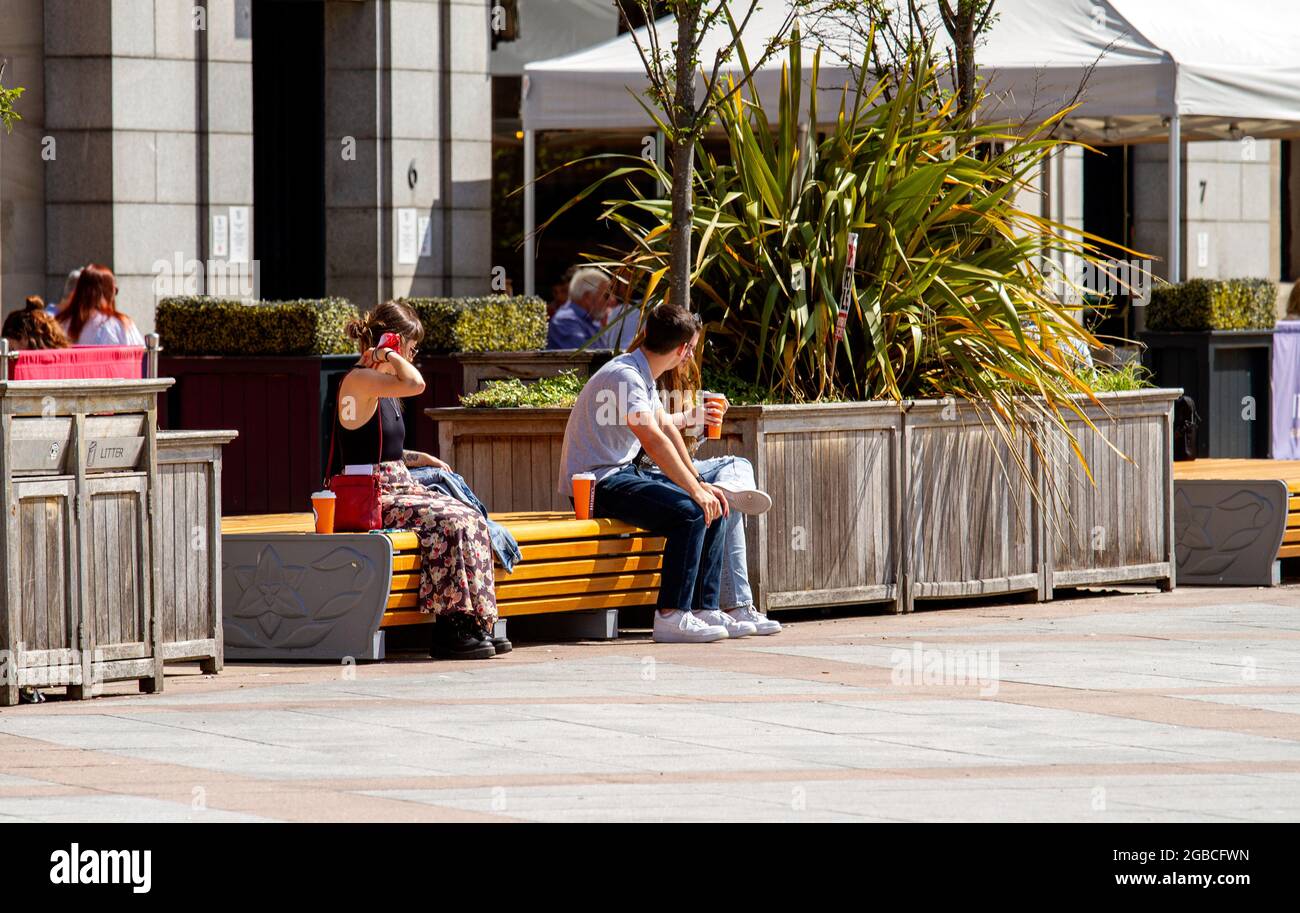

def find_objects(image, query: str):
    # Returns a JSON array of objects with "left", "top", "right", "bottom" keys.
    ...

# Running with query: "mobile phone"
[{"left": 376, "top": 332, "right": 402, "bottom": 353}]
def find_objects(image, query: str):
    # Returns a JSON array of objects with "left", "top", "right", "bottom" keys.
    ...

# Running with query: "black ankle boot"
[
  {"left": 431, "top": 614, "right": 497, "bottom": 660},
  {"left": 489, "top": 625, "right": 512, "bottom": 655}
]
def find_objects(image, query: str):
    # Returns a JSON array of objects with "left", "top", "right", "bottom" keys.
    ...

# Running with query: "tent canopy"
[
  {"left": 521, "top": 0, "right": 1300, "bottom": 142},
  {"left": 519, "top": 0, "right": 1300, "bottom": 292}
]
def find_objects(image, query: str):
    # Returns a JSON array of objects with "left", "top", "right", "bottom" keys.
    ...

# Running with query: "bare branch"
[{"left": 693, "top": 1, "right": 797, "bottom": 124}]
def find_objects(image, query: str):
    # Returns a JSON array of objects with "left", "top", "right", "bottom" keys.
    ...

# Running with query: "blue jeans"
[
  {"left": 593, "top": 465, "right": 725, "bottom": 612},
  {"left": 693, "top": 456, "right": 755, "bottom": 610}
]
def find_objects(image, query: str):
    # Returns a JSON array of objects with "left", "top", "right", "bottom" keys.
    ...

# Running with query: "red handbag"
[{"left": 324, "top": 398, "right": 387, "bottom": 532}]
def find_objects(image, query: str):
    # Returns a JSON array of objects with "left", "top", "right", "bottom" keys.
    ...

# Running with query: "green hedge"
[
  {"left": 1146, "top": 278, "right": 1278, "bottom": 331},
  {"left": 399, "top": 296, "right": 547, "bottom": 353},
  {"left": 157, "top": 297, "right": 358, "bottom": 356}
]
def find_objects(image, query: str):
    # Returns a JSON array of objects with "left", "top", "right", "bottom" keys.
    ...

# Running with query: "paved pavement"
[{"left": 3, "top": 584, "right": 1300, "bottom": 822}]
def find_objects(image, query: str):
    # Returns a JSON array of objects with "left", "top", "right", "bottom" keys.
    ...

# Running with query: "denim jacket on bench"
[{"left": 408, "top": 466, "right": 522, "bottom": 573}]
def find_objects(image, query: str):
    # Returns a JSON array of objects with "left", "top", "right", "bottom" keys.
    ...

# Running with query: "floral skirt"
[{"left": 378, "top": 462, "right": 497, "bottom": 623}]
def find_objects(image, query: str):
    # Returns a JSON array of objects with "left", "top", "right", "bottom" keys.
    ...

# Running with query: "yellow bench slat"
[
  {"left": 519, "top": 536, "right": 664, "bottom": 562},
  {"left": 384, "top": 530, "right": 420, "bottom": 551},
  {"left": 496, "top": 572, "right": 661, "bottom": 601},
  {"left": 222, "top": 513, "right": 315, "bottom": 535},
  {"left": 382, "top": 610, "right": 434, "bottom": 627},
  {"left": 386, "top": 592, "right": 419, "bottom": 610},
  {"left": 225, "top": 512, "right": 657, "bottom": 547},
  {"left": 500, "top": 553, "right": 662, "bottom": 581},
  {"left": 1173, "top": 459, "right": 1300, "bottom": 491},
  {"left": 498, "top": 517, "right": 647, "bottom": 543},
  {"left": 498, "top": 589, "right": 660, "bottom": 617},
  {"left": 391, "top": 572, "right": 421, "bottom": 591}
]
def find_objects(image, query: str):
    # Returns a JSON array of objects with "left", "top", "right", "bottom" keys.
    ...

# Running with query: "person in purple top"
[{"left": 546, "top": 267, "right": 614, "bottom": 350}]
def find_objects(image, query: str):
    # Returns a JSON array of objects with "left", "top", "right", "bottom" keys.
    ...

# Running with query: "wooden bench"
[
  {"left": 220, "top": 511, "right": 663, "bottom": 660},
  {"left": 1172, "top": 459, "right": 1296, "bottom": 585}
]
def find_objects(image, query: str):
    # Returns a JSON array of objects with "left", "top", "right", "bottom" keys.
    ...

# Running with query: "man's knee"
[{"left": 682, "top": 500, "right": 705, "bottom": 526}]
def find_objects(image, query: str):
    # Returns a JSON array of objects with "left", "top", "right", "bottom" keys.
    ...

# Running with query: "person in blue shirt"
[
  {"left": 598, "top": 301, "right": 641, "bottom": 352},
  {"left": 546, "top": 267, "right": 614, "bottom": 350}
]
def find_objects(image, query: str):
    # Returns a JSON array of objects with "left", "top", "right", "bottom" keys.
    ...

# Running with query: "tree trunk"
[
  {"left": 668, "top": 1, "right": 699, "bottom": 311},
  {"left": 669, "top": 136, "right": 695, "bottom": 310},
  {"left": 957, "top": 12, "right": 976, "bottom": 119}
]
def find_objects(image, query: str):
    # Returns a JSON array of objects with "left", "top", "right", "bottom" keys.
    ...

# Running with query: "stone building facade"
[{"left": 0, "top": 0, "right": 493, "bottom": 332}]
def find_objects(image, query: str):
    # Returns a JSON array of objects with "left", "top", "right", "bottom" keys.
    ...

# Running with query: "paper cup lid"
[
  {"left": 311, "top": 490, "right": 336, "bottom": 499},
  {"left": 573, "top": 472, "right": 597, "bottom": 480}
]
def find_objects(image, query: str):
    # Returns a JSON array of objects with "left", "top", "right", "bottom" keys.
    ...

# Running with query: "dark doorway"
[
  {"left": 252, "top": 0, "right": 326, "bottom": 300},
  {"left": 1082, "top": 144, "right": 1133, "bottom": 340}
]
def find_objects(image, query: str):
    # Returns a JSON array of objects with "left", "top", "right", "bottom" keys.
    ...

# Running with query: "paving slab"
[{"left": 1, "top": 585, "right": 1299, "bottom": 821}]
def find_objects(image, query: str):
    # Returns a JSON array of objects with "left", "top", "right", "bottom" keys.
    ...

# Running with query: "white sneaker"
[
  {"left": 727, "top": 605, "right": 782, "bottom": 635},
  {"left": 653, "top": 610, "right": 729, "bottom": 644},
  {"left": 712, "top": 482, "right": 773, "bottom": 515},
  {"left": 697, "top": 609, "right": 757, "bottom": 638}
]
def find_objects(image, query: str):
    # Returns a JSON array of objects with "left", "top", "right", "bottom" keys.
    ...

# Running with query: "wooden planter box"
[
  {"left": 1042, "top": 391, "right": 1177, "bottom": 593},
  {"left": 429, "top": 391, "right": 1177, "bottom": 614},
  {"left": 157, "top": 430, "right": 239, "bottom": 671},
  {"left": 430, "top": 407, "right": 573, "bottom": 512},
  {"left": 428, "top": 403, "right": 905, "bottom": 612},
  {"left": 159, "top": 354, "right": 357, "bottom": 515},
  {"left": 407, "top": 350, "right": 605, "bottom": 458},
  {"left": 694, "top": 403, "right": 903, "bottom": 611},
  {"left": 902, "top": 400, "right": 1042, "bottom": 610},
  {"left": 1140, "top": 330, "right": 1273, "bottom": 457},
  {"left": 0, "top": 379, "right": 172, "bottom": 705}
]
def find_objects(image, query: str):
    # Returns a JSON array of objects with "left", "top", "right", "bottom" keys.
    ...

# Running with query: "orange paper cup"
[
  {"left": 311, "top": 491, "right": 337, "bottom": 534},
  {"left": 703, "top": 392, "right": 727, "bottom": 440},
  {"left": 572, "top": 473, "right": 596, "bottom": 520}
]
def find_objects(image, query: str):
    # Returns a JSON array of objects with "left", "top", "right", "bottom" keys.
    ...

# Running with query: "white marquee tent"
[{"left": 519, "top": 0, "right": 1300, "bottom": 294}]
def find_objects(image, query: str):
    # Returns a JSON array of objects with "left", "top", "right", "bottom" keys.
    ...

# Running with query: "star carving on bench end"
[{"left": 229, "top": 545, "right": 309, "bottom": 638}]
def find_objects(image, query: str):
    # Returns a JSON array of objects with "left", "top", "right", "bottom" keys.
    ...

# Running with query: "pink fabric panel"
[{"left": 11, "top": 346, "right": 145, "bottom": 380}]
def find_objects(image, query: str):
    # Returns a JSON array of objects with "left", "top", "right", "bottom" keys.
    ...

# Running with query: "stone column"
[
  {"left": 324, "top": 0, "right": 492, "bottom": 309},
  {"left": 42, "top": 0, "right": 254, "bottom": 334},
  {"left": 42, "top": 0, "right": 116, "bottom": 305},
  {"left": 1133, "top": 138, "right": 1279, "bottom": 284},
  {"left": 0, "top": 0, "right": 49, "bottom": 311},
  {"left": 202, "top": 0, "right": 255, "bottom": 299}
]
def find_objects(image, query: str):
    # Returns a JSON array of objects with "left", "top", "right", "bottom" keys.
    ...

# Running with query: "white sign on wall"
[
  {"left": 1196, "top": 231, "right": 1209, "bottom": 269},
  {"left": 229, "top": 207, "right": 250, "bottom": 264},
  {"left": 418, "top": 216, "right": 432, "bottom": 258},
  {"left": 212, "top": 215, "right": 229, "bottom": 258},
  {"left": 398, "top": 208, "right": 419, "bottom": 265}
]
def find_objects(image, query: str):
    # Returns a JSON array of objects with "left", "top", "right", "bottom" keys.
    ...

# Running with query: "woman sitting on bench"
[{"left": 335, "top": 302, "right": 503, "bottom": 660}]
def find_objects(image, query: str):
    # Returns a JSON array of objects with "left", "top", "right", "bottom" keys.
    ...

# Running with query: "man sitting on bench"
[{"left": 558, "top": 304, "right": 757, "bottom": 644}]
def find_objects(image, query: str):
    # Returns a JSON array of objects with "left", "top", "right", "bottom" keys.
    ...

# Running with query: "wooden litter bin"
[{"left": 0, "top": 378, "right": 173, "bottom": 705}]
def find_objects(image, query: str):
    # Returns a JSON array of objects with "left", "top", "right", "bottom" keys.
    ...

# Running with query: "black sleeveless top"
[{"left": 333, "top": 393, "right": 405, "bottom": 472}]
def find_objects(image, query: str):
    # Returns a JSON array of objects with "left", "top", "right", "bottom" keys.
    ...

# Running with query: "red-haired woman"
[{"left": 55, "top": 264, "right": 146, "bottom": 346}]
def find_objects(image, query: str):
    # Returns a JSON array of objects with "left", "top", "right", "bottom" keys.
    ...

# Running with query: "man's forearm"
[
  {"left": 642, "top": 432, "right": 702, "bottom": 496},
  {"left": 659, "top": 411, "right": 696, "bottom": 473}
]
